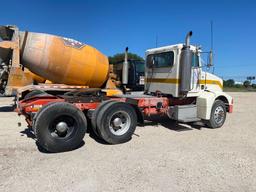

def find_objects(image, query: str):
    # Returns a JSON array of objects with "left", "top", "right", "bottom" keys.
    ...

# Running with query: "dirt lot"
[{"left": 0, "top": 92, "right": 255, "bottom": 192}]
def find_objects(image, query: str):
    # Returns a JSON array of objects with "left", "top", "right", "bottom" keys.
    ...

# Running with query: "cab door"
[{"left": 145, "top": 50, "right": 177, "bottom": 96}]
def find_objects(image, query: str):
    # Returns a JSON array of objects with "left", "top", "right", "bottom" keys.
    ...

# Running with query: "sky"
[{"left": 0, "top": 0, "right": 255, "bottom": 81}]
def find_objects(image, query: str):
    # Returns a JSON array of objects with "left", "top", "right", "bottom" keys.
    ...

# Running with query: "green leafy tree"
[
  {"left": 234, "top": 84, "right": 243, "bottom": 88},
  {"left": 243, "top": 80, "right": 251, "bottom": 88},
  {"left": 109, "top": 53, "right": 144, "bottom": 64},
  {"left": 223, "top": 79, "right": 235, "bottom": 87}
]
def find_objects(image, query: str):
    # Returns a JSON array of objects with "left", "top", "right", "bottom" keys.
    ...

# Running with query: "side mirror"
[
  {"left": 147, "top": 56, "right": 155, "bottom": 68},
  {"left": 207, "top": 50, "right": 213, "bottom": 67},
  {"left": 152, "top": 57, "right": 155, "bottom": 66}
]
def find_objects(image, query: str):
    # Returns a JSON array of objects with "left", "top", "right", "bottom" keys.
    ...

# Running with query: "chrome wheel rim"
[
  {"left": 109, "top": 111, "right": 131, "bottom": 136},
  {"left": 214, "top": 106, "right": 225, "bottom": 124}
]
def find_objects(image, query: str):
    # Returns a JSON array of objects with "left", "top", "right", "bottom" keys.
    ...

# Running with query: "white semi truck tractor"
[
  {"left": 144, "top": 31, "right": 233, "bottom": 127},
  {"left": 17, "top": 31, "right": 233, "bottom": 152}
]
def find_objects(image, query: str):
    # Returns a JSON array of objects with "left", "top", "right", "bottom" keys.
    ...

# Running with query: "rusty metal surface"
[
  {"left": 0, "top": 25, "right": 111, "bottom": 95},
  {"left": 0, "top": 26, "right": 32, "bottom": 95},
  {"left": 4, "top": 68, "right": 36, "bottom": 95},
  {"left": 16, "top": 84, "right": 88, "bottom": 94}
]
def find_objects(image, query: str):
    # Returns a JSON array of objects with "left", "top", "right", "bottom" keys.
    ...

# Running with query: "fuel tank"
[{"left": 20, "top": 32, "right": 109, "bottom": 88}]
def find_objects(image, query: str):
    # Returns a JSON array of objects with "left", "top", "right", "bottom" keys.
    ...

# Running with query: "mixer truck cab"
[
  {"left": 16, "top": 31, "right": 233, "bottom": 153},
  {"left": 113, "top": 59, "right": 145, "bottom": 91}
]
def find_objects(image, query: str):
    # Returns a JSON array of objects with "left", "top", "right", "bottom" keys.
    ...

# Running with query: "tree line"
[
  {"left": 224, "top": 79, "right": 256, "bottom": 89},
  {"left": 109, "top": 53, "right": 144, "bottom": 64}
]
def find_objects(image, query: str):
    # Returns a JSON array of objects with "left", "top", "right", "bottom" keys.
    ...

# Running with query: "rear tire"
[
  {"left": 96, "top": 102, "right": 137, "bottom": 144},
  {"left": 34, "top": 102, "right": 87, "bottom": 152},
  {"left": 204, "top": 100, "right": 226, "bottom": 128},
  {"left": 32, "top": 102, "right": 58, "bottom": 134},
  {"left": 91, "top": 100, "right": 116, "bottom": 138}
]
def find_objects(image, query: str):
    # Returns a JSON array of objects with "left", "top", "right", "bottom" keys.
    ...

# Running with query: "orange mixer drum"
[{"left": 20, "top": 32, "right": 109, "bottom": 87}]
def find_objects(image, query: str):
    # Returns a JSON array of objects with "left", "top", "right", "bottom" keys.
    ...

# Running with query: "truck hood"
[{"left": 202, "top": 71, "right": 223, "bottom": 92}]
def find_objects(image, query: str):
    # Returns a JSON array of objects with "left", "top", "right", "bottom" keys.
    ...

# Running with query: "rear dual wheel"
[
  {"left": 91, "top": 100, "right": 116, "bottom": 138},
  {"left": 34, "top": 102, "right": 87, "bottom": 152},
  {"left": 92, "top": 102, "right": 137, "bottom": 144},
  {"left": 32, "top": 101, "right": 57, "bottom": 134},
  {"left": 33, "top": 101, "right": 137, "bottom": 152}
]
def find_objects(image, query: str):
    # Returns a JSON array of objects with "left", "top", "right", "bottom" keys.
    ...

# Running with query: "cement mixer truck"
[
  {"left": 0, "top": 25, "right": 143, "bottom": 97},
  {"left": 0, "top": 25, "right": 110, "bottom": 95},
  {"left": 1, "top": 25, "right": 233, "bottom": 152}
]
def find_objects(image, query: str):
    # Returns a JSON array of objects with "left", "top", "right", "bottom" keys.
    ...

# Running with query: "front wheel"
[{"left": 204, "top": 100, "right": 226, "bottom": 128}]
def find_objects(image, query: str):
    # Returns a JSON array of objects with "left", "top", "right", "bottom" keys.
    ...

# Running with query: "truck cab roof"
[{"left": 145, "top": 44, "right": 198, "bottom": 56}]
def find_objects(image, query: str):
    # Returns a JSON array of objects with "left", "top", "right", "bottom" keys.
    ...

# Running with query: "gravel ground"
[{"left": 0, "top": 92, "right": 255, "bottom": 192}]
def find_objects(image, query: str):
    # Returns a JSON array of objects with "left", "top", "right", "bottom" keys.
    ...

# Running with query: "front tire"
[
  {"left": 34, "top": 102, "right": 87, "bottom": 152},
  {"left": 205, "top": 100, "right": 226, "bottom": 128}
]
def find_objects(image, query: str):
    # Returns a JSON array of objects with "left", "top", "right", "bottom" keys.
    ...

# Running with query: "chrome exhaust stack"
[
  {"left": 179, "top": 31, "right": 193, "bottom": 96},
  {"left": 122, "top": 47, "right": 129, "bottom": 85}
]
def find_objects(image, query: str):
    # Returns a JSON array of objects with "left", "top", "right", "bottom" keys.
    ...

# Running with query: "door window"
[{"left": 147, "top": 51, "right": 174, "bottom": 68}]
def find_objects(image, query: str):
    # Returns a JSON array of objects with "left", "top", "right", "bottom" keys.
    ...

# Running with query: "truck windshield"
[{"left": 134, "top": 61, "right": 144, "bottom": 73}]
